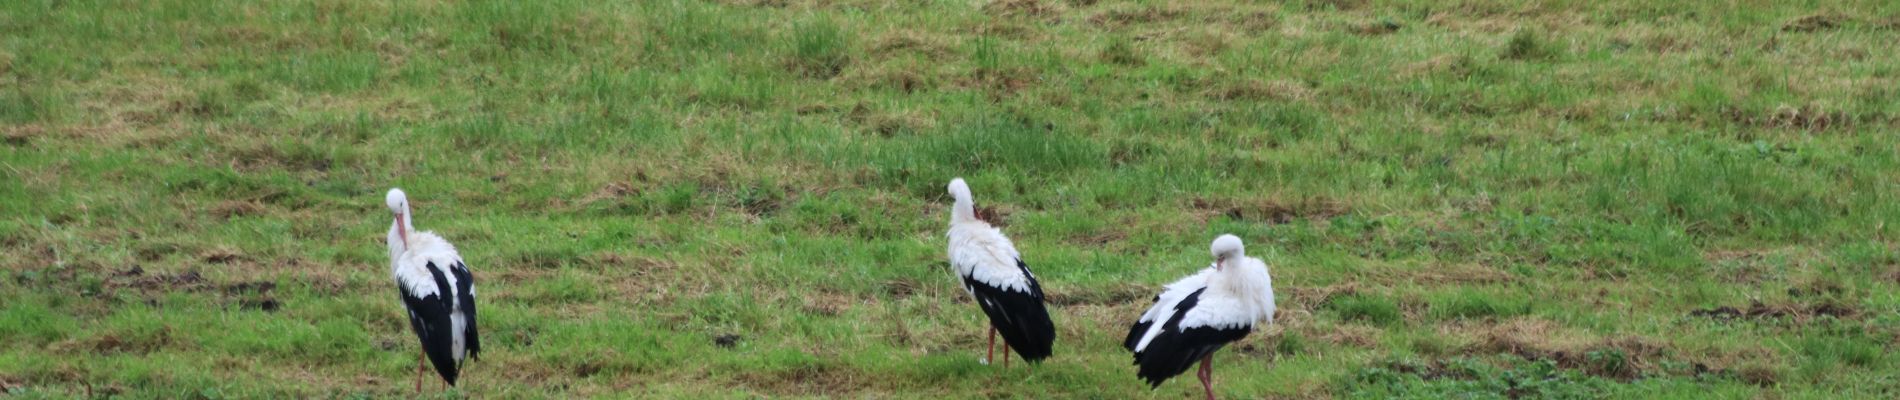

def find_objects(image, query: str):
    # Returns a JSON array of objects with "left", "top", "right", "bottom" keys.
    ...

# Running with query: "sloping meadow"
[{"left": 2, "top": 0, "right": 1897, "bottom": 397}]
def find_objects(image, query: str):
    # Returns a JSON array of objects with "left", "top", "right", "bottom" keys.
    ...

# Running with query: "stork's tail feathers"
[
  {"left": 991, "top": 293, "right": 1056, "bottom": 363},
  {"left": 433, "top": 361, "right": 459, "bottom": 387}
]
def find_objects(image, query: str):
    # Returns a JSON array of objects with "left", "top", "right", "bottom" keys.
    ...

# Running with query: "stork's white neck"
[
  {"left": 949, "top": 184, "right": 978, "bottom": 224},
  {"left": 952, "top": 198, "right": 976, "bottom": 224}
]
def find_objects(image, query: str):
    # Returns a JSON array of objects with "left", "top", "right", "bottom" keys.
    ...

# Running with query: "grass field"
[{"left": 4, "top": 0, "right": 1900, "bottom": 398}]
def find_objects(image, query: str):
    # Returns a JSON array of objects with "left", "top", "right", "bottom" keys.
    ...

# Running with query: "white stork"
[
  {"left": 945, "top": 178, "right": 1055, "bottom": 367},
  {"left": 1124, "top": 234, "right": 1274, "bottom": 400},
  {"left": 385, "top": 188, "right": 480, "bottom": 393}
]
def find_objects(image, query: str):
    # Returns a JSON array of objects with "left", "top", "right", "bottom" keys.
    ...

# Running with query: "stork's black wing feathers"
[
  {"left": 960, "top": 258, "right": 1056, "bottom": 363},
  {"left": 1135, "top": 288, "right": 1252, "bottom": 389},
  {"left": 451, "top": 260, "right": 480, "bottom": 365},
  {"left": 401, "top": 263, "right": 461, "bottom": 386},
  {"left": 1124, "top": 318, "right": 1154, "bottom": 357},
  {"left": 1124, "top": 293, "right": 1165, "bottom": 355},
  {"left": 1015, "top": 258, "right": 1044, "bottom": 298}
]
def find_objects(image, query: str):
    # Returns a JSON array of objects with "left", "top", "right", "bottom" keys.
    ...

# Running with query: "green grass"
[
  {"left": 1325, "top": 293, "right": 1403, "bottom": 325},
  {"left": 3, "top": 0, "right": 1899, "bottom": 398}
]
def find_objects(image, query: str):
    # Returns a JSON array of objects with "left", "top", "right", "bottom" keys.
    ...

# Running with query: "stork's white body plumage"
[
  {"left": 1126, "top": 235, "right": 1274, "bottom": 400},
  {"left": 386, "top": 189, "right": 480, "bottom": 393},
  {"left": 947, "top": 222, "right": 1035, "bottom": 295},
  {"left": 945, "top": 178, "right": 1055, "bottom": 366}
]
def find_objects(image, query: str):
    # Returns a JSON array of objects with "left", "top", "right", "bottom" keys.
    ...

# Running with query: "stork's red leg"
[
  {"left": 985, "top": 326, "right": 996, "bottom": 365},
  {"left": 1002, "top": 341, "right": 1011, "bottom": 368},
  {"left": 1199, "top": 355, "right": 1215, "bottom": 400},
  {"left": 416, "top": 352, "right": 424, "bottom": 394}
]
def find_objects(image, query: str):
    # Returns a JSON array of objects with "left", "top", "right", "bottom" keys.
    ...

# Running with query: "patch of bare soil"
[
  {"left": 844, "top": 103, "right": 937, "bottom": 137},
  {"left": 1088, "top": 5, "right": 1184, "bottom": 28},
  {"left": 2, "top": 124, "right": 42, "bottom": 146},
  {"left": 1687, "top": 300, "right": 1858, "bottom": 322},
  {"left": 1783, "top": 14, "right": 1849, "bottom": 32},
  {"left": 1462, "top": 319, "right": 1666, "bottom": 380},
  {"left": 57, "top": 332, "right": 167, "bottom": 355},
  {"left": 210, "top": 200, "right": 266, "bottom": 220},
  {"left": 1190, "top": 195, "right": 1347, "bottom": 224},
  {"left": 200, "top": 247, "right": 245, "bottom": 264},
  {"left": 868, "top": 30, "right": 953, "bottom": 60},
  {"left": 110, "top": 266, "right": 207, "bottom": 291},
  {"left": 973, "top": 205, "right": 1011, "bottom": 227},
  {"left": 1317, "top": 324, "right": 1381, "bottom": 348},
  {"left": 956, "top": 67, "right": 1041, "bottom": 101},
  {"left": 105, "top": 266, "right": 282, "bottom": 312},
  {"left": 1785, "top": 278, "right": 1846, "bottom": 299},
  {"left": 883, "top": 277, "right": 921, "bottom": 299},
  {"left": 1351, "top": 20, "right": 1401, "bottom": 36}
]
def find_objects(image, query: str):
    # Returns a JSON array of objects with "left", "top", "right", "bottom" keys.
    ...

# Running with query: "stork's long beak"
[
  {"left": 1214, "top": 257, "right": 1225, "bottom": 271},
  {"left": 395, "top": 213, "right": 409, "bottom": 248}
]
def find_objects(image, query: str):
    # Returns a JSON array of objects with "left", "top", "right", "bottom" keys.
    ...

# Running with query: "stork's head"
[
  {"left": 947, "top": 178, "right": 976, "bottom": 223},
  {"left": 947, "top": 178, "right": 972, "bottom": 202},
  {"left": 386, "top": 188, "right": 410, "bottom": 248},
  {"left": 1211, "top": 234, "right": 1244, "bottom": 271}
]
